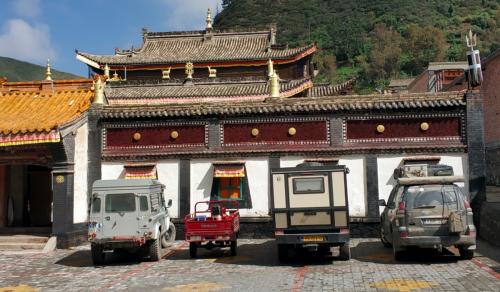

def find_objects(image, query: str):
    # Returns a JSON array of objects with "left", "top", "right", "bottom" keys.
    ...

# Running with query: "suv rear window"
[
  {"left": 105, "top": 193, "right": 136, "bottom": 213},
  {"left": 403, "top": 185, "right": 459, "bottom": 209},
  {"left": 292, "top": 177, "right": 325, "bottom": 194}
]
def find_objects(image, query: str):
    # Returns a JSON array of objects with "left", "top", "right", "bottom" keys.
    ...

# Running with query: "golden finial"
[
  {"left": 110, "top": 71, "right": 121, "bottom": 82},
  {"left": 103, "top": 64, "right": 110, "bottom": 77},
  {"left": 45, "top": 59, "right": 52, "bottom": 81},
  {"left": 185, "top": 62, "right": 194, "bottom": 79},
  {"left": 268, "top": 60, "right": 280, "bottom": 98},
  {"left": 206, "top": 8, "right": 213, "bottom": 30},
  {"left": 208, "top": 66, "right": 217, "bottom": 78},
  {"left": 93, "top": 76, "right": 105, "bottom": 104},
  {"left": 162, "top": 68, "right": 171, "bottom": 79}
]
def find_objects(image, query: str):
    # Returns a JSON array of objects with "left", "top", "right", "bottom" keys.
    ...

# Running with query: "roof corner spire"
[
  {"left": 93, "top": 75, "right": 106, "bottom": 105},
  {"left": 45, "top": 59, "right": 52, "bottom": 81},
  {"left": 103, "top": 64, "right": 110, "bottom": 77},
  {"left": 205, "top": 8, "right": 213, "bottom": 31},
  {"left": 268, "top": 59, "right": 280, "bottom": 98}
]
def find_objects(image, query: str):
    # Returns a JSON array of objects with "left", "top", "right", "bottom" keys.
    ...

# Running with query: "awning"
[
  {"left": 213, "top": 163, "right": 245, "bottom": 178},
  {"left": 124, "top": 163, "right": 157, "bottom": 179}
]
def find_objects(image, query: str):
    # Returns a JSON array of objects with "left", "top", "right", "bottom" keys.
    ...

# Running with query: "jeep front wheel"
[{"left": 149, "top": 237, "right": 162, "bottom": 261}]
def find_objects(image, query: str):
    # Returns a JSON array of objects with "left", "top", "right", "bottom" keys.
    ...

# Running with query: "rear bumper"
[
  {"left": 398, "top": 235, "right": 476, "bottom": 249},
  {"left": 90, "top": 236, "right": 147, "bottom": 248},
  {"left": 275, "top": 233, "right": 349, "bottom": 245}
]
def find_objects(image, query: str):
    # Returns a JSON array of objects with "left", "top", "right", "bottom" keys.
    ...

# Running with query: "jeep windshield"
[
  {"left": 402, "top": 185, "right": 461, "bottom": 210},
  {"left": 105, "top": 193, "right": 136, "bottom": 213}
]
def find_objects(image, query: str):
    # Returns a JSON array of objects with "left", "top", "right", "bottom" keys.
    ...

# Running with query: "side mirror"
[
  {"left": 378, "top": 199, "right": 387, "bottom": 206},
  {"left": 167, "top": 199, "right": 172, "bottom": 208}
]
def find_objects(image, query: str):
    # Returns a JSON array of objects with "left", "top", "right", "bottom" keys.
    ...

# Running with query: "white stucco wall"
[
  {"left": 377, "top": 154, "right": 468, "bottom": 213},
  {"left": 101, "top": 161, "right": 181, "bottom": 218},
  {"left": 73, "top": 123, "right": 89, "bottom": 223},
  {"left": 157, "top": 161, "right": 180, "bottom": 218},
  {"left": 338, "top": 157, "right": 366, "bottom": 217},
  {"left": 279, "top": 156, "right": 367, "bottom": 217},
  {"left": 190, "top": 160, "right": 214, "bottom": 213}
]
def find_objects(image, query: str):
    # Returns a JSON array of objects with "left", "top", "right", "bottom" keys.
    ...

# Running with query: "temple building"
[
  {"left": 76, "top": 11, "right": 484, "bottom": 236},
  {"left": 0, "top": 70, "right": 98, "bottom": 247}
]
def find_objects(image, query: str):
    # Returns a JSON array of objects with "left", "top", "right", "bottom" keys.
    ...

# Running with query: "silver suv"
[
  {"left": 379, "top": 175, "right": 476, "bottom": 261},
  {"left": 88, "top": 179, "right": 176, "bottom": 264}
]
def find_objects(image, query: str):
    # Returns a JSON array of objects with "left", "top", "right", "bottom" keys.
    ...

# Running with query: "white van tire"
[
  {"left": 149, "top": 238, "right": 162, "bottom": 261},
  {"left": 91, "top": 244, "right": 105, "bottom": 265}
]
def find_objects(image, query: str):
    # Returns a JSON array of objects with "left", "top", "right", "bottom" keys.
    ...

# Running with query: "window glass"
[
  {"left": 92, "top": 197, "right": 101, "bottom": 213},
  {"left": 139, "top": 196, "right": 149, "bottom": 211},
  {"left": 403, "top": 185, "right": 459, "bottom": 209},
  {"left": 105, "top": 193, "right": 136, "bottom": 213},
  {"left": 293, "top": 177, "right": 325, "bottom": 194},
  {"left": 150, "top": 193, "right": 160, "bottom": 211}
]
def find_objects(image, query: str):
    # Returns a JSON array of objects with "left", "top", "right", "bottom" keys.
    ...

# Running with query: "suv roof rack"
[{"left": 398, "top": 176, "right": 465, "bottom": 185}]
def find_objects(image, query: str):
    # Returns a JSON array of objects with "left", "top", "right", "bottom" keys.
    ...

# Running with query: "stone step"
[
  {"left": 0, "top": 235, "right": 49, "bottom": 244},
  {"left": 0, "top": 242, "right": 46, "bottom": 250}
]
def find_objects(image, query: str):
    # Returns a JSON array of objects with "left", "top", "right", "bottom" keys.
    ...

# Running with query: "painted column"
[
  {"left": 179, "top": 159, "right": 191, "bottom": 218},
  {"left": 365, "top": 155, "right": 380, "bottom": 219},
  {"left": 466, "top": 91, "right": 486, "bottom": 228},
  {"left": 52, "top": 162, "right": 74, "bottom": 248}
]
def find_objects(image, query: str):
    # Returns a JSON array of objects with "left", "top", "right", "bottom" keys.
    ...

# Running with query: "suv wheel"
[
  {"left": 380, "top": 223, "right": 392, "bottom": 248},
  {"left": 189, "top": 242, "right": 197, "bottom": 258},
  {"left": 458, "top": 246, "right": 474, "bottom": 260},
  {"left": 148, "top": 237, "right": 162, "bottom": 261},
  {"left": 393, "top": 245, "right": 405, "bottom": 261},
  {"left": 161, "top": 222, "right": 176, "bottom": 248},
  {"left": 339, "top": 243, "right": 351, "bottom": 261},
  {"left": 91, "top": 244, "right": 105, "bottom": 265}
]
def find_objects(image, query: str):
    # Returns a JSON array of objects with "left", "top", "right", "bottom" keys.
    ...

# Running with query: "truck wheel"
[
  {"left": 161, "top": 222, "right": 176, "bottom": 248},
  {"left": 339, "top": 243, "right": 351, "bottom": 261},
  {"left": 91, "top": 244, "right": 105, "bottom": 265},
  {"left": 189, "top": 242, "right": 197, "bottom": 258},
  {"left": 149, "top": 238, "right": 162, "bottom": 261},
  {"left": 230, "top": 240, "right": 237, "bottom": 256},
  {"left": 277, "top": 244, "right": 288, "bottom": 263},
  {"left": 458, "top": 246, "right": 474, "bottom": 260}
]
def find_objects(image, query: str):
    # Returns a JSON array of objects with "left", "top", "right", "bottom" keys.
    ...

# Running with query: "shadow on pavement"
[
  {"left": 352, "top": 241, "right": 461, "bottom": 265},
  {"left": 167, "top": 240, "right": 349, "bottom": 267},
  {"left": 55, "top": 250, "right": 145, "bottom": 268}
]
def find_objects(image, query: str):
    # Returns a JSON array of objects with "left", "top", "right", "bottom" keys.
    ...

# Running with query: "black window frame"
[
  {"left": 139, "top": 196, "right": 149, "bottom": 212},
  {"left": 91, "top": 197, "right": 101, "bottom": 214},
  {"left": 105, "top": 193, "right": 136, "bottom": 213},
  {"left": 292, "top": 177, "right": 325, "bottom": 194}
]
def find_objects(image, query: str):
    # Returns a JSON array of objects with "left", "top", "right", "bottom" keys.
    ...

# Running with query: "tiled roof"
[
  {"left": 102, "top": 92, "right": 465, "bottom": 119},
  {"left": 309, "top": 78, "right": 356, "bottom": 96},
  {"left": 76, "top": 30, "right": 316, "bottom": 67},
  {"left": 428, "top": 62, "right": 468, "bottom": 71},
  {"left": 0, "top": 83, "right": 93, "bottom": 146},
  {"left": 388, "top": 78, "right": 415, "bottom": 88},
  {"left": 105, "top": 78, "right": 313, "bottom": 105}
]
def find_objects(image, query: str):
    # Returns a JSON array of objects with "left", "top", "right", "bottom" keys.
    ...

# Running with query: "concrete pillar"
[
  {"left": 179, "top": 159, "right": 190, "bottom": 218},
  {"left": 51, "top": 162, "right": 74, "bottom": 248},
  {"left": 365, "top": 155, "right": 380, "bottom": 219}
]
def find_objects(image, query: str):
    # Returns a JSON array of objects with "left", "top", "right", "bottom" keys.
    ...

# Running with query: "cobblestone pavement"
[{"left": 0, "top": 238, "right": 498, "bottom": 292}]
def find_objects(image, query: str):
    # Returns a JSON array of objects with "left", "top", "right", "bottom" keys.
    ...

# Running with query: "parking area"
[{"left": 0, "top": 238, "right": 498, "bottom": 292}]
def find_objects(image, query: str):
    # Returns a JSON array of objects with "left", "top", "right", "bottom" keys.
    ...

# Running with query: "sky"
[{"left": 0, "top": 0, "right": 221, "bottom": 77}]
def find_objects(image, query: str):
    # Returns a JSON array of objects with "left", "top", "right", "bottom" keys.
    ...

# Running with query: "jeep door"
[{"left": 103, "top": 193, "right": 139, "bottom": 238}]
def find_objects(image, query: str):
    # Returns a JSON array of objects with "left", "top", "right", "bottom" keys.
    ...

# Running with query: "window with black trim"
[
  {"left": 139, "top": 196, "right": 149, "bottom": 211},
  {"left": 105, "top": 193, "right": 136, "bottom": 213},
  {"left": 292, "top": 177, "right": 325, "bottom": 194},
  {"left": 92, "top": 197, "right": 101, "bottom": 213}
]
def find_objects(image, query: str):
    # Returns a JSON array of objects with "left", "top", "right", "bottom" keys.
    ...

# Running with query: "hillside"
[
  {"left": 0, "top": 56, "right": 82, "bottom": 82},
  {"left": 215, "top": 0, "right": 500, "bottom": 92}
]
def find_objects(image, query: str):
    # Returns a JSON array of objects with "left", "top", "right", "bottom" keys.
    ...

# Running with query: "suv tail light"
[
  {"left": 340, "top": 228, "right": 349, "bottom": 234},
  {"left": 464, "top": 200, "right": 471, "bottom": 209},
  {"left": 399, "top": 231, "right": 408, "bottom": 238},
  {"left": 397, "top": 201, "right": 406, "bottom": 214}
]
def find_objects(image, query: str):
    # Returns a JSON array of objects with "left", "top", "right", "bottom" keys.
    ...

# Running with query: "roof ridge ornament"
[
  {"left": 268, "top": 59, "right": 280, "bottom": 98},
  {"left": 45, "top": 59, "right": 52, "bottom": 81},
  {"left": 93, "top": 76, "right": 106, "bottom": 104},
  {"left": 206, "top": 8, "right": 213, "bottom": 31},
  {"left": 103, "top": 64, "right": 110, "bottom": 78},
  {"left": 185, "top": 62, "right": 194, "bottom": 81}
]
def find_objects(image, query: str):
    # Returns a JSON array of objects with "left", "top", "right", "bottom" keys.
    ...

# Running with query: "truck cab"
[
  {"left": 271, "top": 163, "right": 350, "bottom": 261},
  {"left": 88, "top": 179, "right": 175, "bottom": 264}
]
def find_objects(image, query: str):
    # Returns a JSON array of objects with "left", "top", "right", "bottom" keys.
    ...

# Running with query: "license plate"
[
  {"left": 422, "top": 219, "right": 447, "bottom": 225},
  {"left": 302, "top": 236, "right": 324, "bottom": 242}
]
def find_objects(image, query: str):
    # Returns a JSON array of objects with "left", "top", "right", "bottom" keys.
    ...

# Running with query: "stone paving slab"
[{"left": 0, "top": 238, "right": 498, "bottom": 292}]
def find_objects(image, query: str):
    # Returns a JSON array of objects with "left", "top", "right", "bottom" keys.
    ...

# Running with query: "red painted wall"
[
  {"left": 105, "top": 125, "right": 206, "bottom": 148},
  {"left": 346, "top": 118, "right": 461, "bottom": 140},
  {"left": 482, "top": 53, "right": 500, "bottom": 144},
  {"left": 223, "top": 121, "right": 328, "bottom": 145}
]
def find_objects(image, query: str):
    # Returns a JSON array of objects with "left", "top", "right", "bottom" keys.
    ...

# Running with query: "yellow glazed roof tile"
[{"left": 0, "top": 89, "right": 93, "bottom": 135}]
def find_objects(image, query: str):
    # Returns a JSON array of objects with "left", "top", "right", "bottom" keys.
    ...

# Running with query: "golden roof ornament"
[
  {"left": 185, "top": 62, "right": 194, "bottom": 80},
  {"left": 45, "top": 59, "right": 52, "bottom": 81},
  {"left": 110, "top": 71, "right": 121, "bottom": 81},
  {"left": 162, "top": 68, "right": 171, "bottom": 79},
  {"left": 208, "top": 66, "right": 216, "bottom": 78},
  {"left": 93, "top": 76, "right": 105, "bottom": 104},
  {"left": 267, "top": 59, "right": 274, "bottom": 78},
  {"left": 206, "top": 8, "right": 213, "bottom": 31},
  {"left": 103, "top": 64, "right": 110, "bottom": 77},
  {"left": 268, "top": 59, "right": 280, "bottom": 98}
]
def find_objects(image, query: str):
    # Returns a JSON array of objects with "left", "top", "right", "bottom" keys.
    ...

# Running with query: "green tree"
[
  {"left": 401, "top": 25, "right": 447, "bottom": 75},
  {"left": 367, "top": 24, "right": 402, "bottom": 80}
]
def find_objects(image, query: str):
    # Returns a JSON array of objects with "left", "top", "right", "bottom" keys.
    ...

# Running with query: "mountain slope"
[
  {"left": 215, "top": 0, "right": 500, "bottom": 91},
  {"left": 0, "top": 56, "right": 82, "bottom": 82}
]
